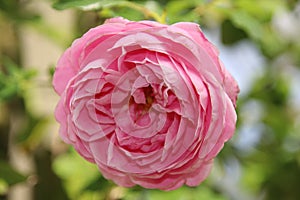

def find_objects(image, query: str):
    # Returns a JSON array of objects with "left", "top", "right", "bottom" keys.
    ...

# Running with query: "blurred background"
[{"left": 0, "top": 0, "right": 300, "bottom": 199}]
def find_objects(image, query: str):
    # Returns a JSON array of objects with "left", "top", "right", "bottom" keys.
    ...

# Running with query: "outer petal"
[
  {"left": 171, "top": 22, "right": 239, "bottom": 106},
  {"left": 53, "top": 19, "right": 128, "bottom": 95},
  {"left": 53, "top": 49, "right": 77, "bottom": 95}
]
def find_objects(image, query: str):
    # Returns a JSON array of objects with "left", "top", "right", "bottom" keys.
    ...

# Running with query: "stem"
[
  {"left": 100, "top": 1, "right": 166, "bottom": 24},
  {"left": 122, "top": 1, "right": 166, "bottom": 24}
]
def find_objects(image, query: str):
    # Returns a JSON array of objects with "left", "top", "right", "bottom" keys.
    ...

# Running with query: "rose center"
[{"left": 129, "top": 85, "right": 154, "bottom": 126}]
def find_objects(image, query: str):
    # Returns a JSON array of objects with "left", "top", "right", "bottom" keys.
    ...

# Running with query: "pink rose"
[{"left": 53, "top": 17, "right": 239, "bottom": 191}]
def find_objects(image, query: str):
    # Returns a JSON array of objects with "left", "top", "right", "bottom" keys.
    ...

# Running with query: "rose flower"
[{"left": 53, "top": 17, "right": 239, "bottom": 191}]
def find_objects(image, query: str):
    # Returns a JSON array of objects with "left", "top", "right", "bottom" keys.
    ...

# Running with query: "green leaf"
[
  {"left": 221, "top": 19, "right": 247, "bottom": 45},
  {"left": 54, "top": 0, "right": 166, "bottom": 23},
  {"left": 53, "top": 0, "right": 109, "bottom": 10},
  {"left": 0, "top": 161, "right": 27, "bottom": 186},
  {"left": 52, "top": 0, "right": 128, "bottom": 15},
  {"left": 229, "top": 10, "right": 264, "bottom": 41},
  {"left": 82, "top": 175, "right": 111, "bottom": 192},
  {"left": 165, "top": 0, "right": 199, "bottom": 24}
]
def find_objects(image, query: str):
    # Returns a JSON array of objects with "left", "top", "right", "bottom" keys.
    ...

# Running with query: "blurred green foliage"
[
  {"left": 0, "top": 0, "right": 39, "bottom": 22},
  {"left": 0, "top": 57, "right": 36, "bottom": 102},
  {"left": 1, "top": 0, "right": 300, "bottom": 199}
]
